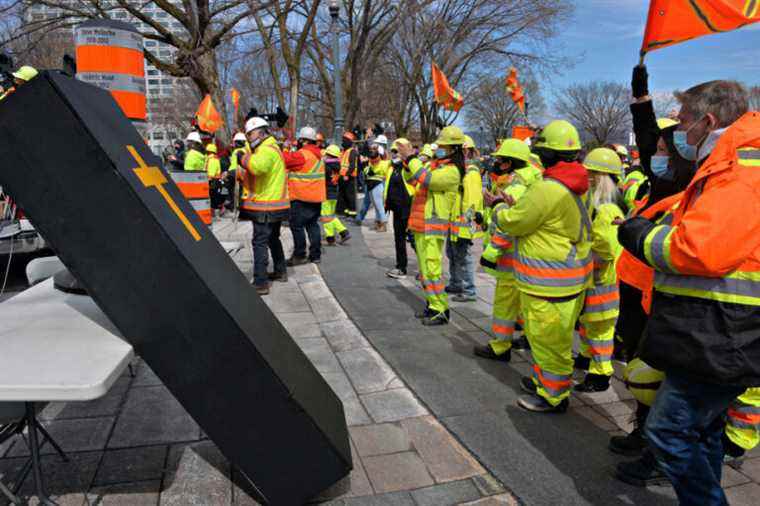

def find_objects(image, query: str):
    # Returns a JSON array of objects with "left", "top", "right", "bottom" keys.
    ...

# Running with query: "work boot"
[
  {"left": 339, "top": 230, "right": 351, "bottom": 244},
  {"left": 512, "top": 336, "right": 531, "bottom": 350},
  {"left": 267, "top": 271, "right": 288, "bottom": 283},
  {"left": 325, "top": 236, "right": 337, "bottom": 246},
  {"left": 517, "top": 394, "right": 568, "bottom": 413},
  {"left": 286, "top": 255, "right": 308, "bottom": 267},
  {"left": 310, "top": 257, "right": 321, "bottom": 265},
  {"left": 386, "top": 268, "right": 407, "bottom": 279},
  {"left": 574, "top": 373, "right": 611, "bottom": 393},
  {"left": 255, "top": 283, "right": 271, "bottom": 296},
  {"left": 376, "top": 222, "right": 387, "bottom": 233},
  {"left": 422, "top": 310, "right": 449, "bottom": 326},
  {"left": 573, "top": 354, "right": 591, "bottom": 371},
  {"left": 473, "top": 344, "right": 511, "bottom": 362},
  {"left": 614, "top": 451, "right": 670, "bottom": 487},
  {"left": 520, "top": 376, "right": 537, "bottom": 395},
  {"left": 445, "top": 286, "right": 463, "bottom": 295},
  {"left": 452, "top": 293, "right": 477, "bottom": 302},
  {"left": 610, "top": 427, "right": 648, "bottom": 457},
  {"left": 723, "top": 432, "right": 746, "bottom": 469}
]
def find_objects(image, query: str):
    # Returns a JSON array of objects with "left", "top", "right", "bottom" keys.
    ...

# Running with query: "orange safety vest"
[
  {"left": 288, "top": 148, "right": 326, "bottom": 203},
  {"left": 340, "top": 147, "right": 357, "bottom": 177},
  {"left": 616, "top": 193, "right": 683, "bottom": 314}
]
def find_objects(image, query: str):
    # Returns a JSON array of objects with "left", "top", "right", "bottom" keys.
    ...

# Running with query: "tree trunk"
[{"left": 289, "top": 72, "right": 300, "bottom": 136}]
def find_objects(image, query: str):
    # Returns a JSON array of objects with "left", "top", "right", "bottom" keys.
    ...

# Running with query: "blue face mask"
[
  {"left": 672, "top": 131, "right": 697, "bottom": 161},
  {"left": 650, "top": 155, "right": 673, "bottom": 179},
  {"left": 434, "top": 148, "right": 448, "bottom": 159}
]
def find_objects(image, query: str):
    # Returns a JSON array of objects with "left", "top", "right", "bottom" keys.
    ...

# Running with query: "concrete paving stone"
[
  {"left": 313, "top": 440, "right": 374, "bottom": 501},
  {"left": 0, "top": 451, "right": 100, "bottom": 506},
  {"left": 721, "top": 464, "right": 752, "bottom": 488},
  {"left": 362, "top": 451, "right": 434, "bottom": 494},
  {"left": 410, "top": 479, "right": 481, "bottom": 506},
  {"left": 360, "top": 389, "right": 429, "bottom": 423},
  {"left": 309, "top": 296, "right": 349, "bottom": 323},
  {"left": 321, "top": 320, "right": 371, "bottom": 353},
  {"left": 386, "top": 379, "right": 405, "bottom": 389},
  {"left": 277, "top": 312, "right": 322, "bottom": 338},
  {"left": 724, "top": 482, "right": 760, "bottom": 506},
  {"left": 337, "top": 348, "right": 398, "bottom": 395},
  {"left": 321, "top": 372, "right": 372, "bottom": 426},
  {"left": 297, "top": 337, "right": 343, "bottom": 374},
  {"left": 300, "top": 280, "right": 334, "bottom": 302},
  {"left": 471, "top": 474, "right": 507, "bottom": 497},
  {"left": 571, "top": 406, "right": 619, "bottom": 432},
  {"left": 350, "top": 423, "right": 411, "bottom": 457},
  {"left": 88, "top": 480, "right": 162, "bottom": 505},
  {"left": 468, "top": 317, "right": 494, "bottom": 334},
  {"left": 40, "top": 377, "right": 130, "bottom": 421},
  {"left": 161, "top": 441, "right": 231, "bottom": 506},
  {"left": 400, "top": 416, "right": 485, "bottom": 483},
  {"left": 341, "top": 491, "right": 416, "bottom": 506},
  {"left": 132, "top": 361, "right": 164, "bottom": 388},
  {"left": 459, "top": 493, "right": 519, "bottom": 506},
  {"left": 610, "top": 414, "right": 635, "bottom": 433},
  {"left": 591, "top": 400, "right": 636, "bottom": 419},
  {"left": 93, "top": 445, "right": 168, "bottom": 486},
  {"left": 262, "top": 288, "right": 311, "bottom": 314},
  {"left": 738, "top": 456, "right": 760, "bottom": 481},
  {"left": 8, "top": 416, "right": 114, "bottom": 457},
  {"left": 573, "top": 379, "right": 633, "bottom": 405},
  {"left": 109, "top": 386, "right": 199, "bottom": 448}
]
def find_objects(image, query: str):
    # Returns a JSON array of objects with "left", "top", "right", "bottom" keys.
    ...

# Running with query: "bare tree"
[
  {"left": 651, "top": 91, "right": 679, "bottom": 119},
  {"left": 749, "top": 85, "right": 760, "bottom": 111},
  {"left": 554, "top": 82, "right": 631, "bottom": 146},
  {"left": 466, "top": 75, "right": 543, "bottom": 146}
]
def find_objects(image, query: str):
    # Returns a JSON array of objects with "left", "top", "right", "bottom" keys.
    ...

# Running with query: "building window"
[
  {"left": 161, "top": 79, "right": 172, "bottom": 85},
  {"left": 148, "top": 79, "right": 159, "bottom": 85},
  {"left": 145, "top": 40, "right": 156, "bottom": 47},
  {"left": 153, "top": 132, "right": 165, "bottom": 140},
  {"left": 147, "top": 70, "right": 158, "bottom": 76}
]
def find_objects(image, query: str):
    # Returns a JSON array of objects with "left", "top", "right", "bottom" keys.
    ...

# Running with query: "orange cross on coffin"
[{"left": 127, "top": 145, "right": 202, "bottom": 242}]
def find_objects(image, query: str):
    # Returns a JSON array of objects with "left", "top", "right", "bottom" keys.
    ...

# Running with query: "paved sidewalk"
[
  {"left": 318, "top": 215, "right": 760, "bottom": 506},
  {"left": 0, "top": 216, "right": 514, "bottom": 505}
]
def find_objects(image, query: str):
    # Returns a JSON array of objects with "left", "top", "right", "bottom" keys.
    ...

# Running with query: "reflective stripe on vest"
[
  {"left": 289, "top": 149, "right": 326, "bottom": 202},
  {"left": 241, "top": 144, "right": 289, "bottom": 212},
  {"left": 738, "top": 147, "right": 760, "bottom": 167},
  {"left": 654, "top": 270, "right": 760, "bottom": 306}
]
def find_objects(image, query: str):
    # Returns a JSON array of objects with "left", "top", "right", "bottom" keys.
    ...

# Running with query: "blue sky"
[{"left": 554, "top": 0, "right": 760, "bottom": 93}]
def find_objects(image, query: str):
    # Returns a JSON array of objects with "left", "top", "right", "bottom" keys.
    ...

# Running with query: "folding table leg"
[
  {"left": 0, "top": 476, "right": 22, "bottom": 505},
  {"left": 34, "top": 420, "right": 69, "bottom": 462},
  {"left": 25, "top": 402, "right": 57, "bottom": 506}
]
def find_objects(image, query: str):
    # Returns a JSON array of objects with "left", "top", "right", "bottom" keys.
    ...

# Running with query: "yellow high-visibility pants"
[
  {"left": 577, "top": 317, "right": 616, "bottom": 376},
  {"left": 521, "top": 291, "right": 584, "bottom": 406},
  {"left": 726, "top": 387, "right": 760, "bottom": 451},
  {"left": 489, "top": 278, "right": 519, "bottom": 355},
  {"left": 414, "top": 232, "right": 447, "bottom": 313},
  {"left": 321, "top": 200, "right": 347, "bottom": 238}
]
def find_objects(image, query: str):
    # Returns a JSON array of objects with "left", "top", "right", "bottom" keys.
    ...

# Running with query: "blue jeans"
[
  {"left": 445, "top": 235, "right": 476, "bottom": 296},
  {"left": 644, "top": 372, "right": 744, "bottom": 506},
  {"left": 357, "top": 182, "right": 386, "bottom": 223}
]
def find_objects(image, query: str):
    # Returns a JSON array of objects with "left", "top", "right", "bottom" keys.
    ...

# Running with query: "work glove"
[
  {"left": 618, "top": 216, "right": 655, "bottom": 263},
  {"left": 632, "top": 65, "right": 649, "bottom": 99}
]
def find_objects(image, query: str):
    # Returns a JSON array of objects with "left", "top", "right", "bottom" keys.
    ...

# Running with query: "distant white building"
[{"left": 25, "top": 1, "right": 187, "bottom": 155}]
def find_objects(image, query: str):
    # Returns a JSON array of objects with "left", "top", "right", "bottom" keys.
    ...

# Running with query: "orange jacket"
[
  {"left": 642, "top": 112, "right": 760, "bottom": 305},
  {"left": 284, "top": 144, "right": 326, "bottom": 203},
  {"left": 617, "top": 193, "right": 683, "bottom": 314}
]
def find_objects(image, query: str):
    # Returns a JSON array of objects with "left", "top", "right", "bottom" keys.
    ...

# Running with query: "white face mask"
[{"left": 697, "top": 127, "right": 728, "bottom": 161}]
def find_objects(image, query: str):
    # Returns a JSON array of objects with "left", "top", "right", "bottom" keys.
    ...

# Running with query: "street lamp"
[{"left": 329, "top": 0, "right": 343, "bottom": 143}]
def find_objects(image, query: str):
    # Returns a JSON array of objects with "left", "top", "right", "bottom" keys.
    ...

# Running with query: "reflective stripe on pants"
[
  {"left": 489, "top": 277, "right": 520, "bottom": 355},
  {"left": 414, "top": 233, "right": 447, "bottom": 313},
  {"left": 321, "top": 200, "right": 346, "bottom": 238},
  {"left": 521, "top": 291, "right": 584, "bottom": 405},
  {"left": 578, "top": 317, "right": 615, "bottom": 377}
]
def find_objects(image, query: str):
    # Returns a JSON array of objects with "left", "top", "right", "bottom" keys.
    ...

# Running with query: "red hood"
[
  {"left": 543, "top": 161, "right": 589, "bottom": 195},
  {"left": 303, "top": 144, "right": 323, "bottom": 157}
]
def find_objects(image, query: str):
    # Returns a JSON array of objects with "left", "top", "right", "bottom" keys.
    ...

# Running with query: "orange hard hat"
[{"left": 343, "top": 131, "right": 356, "bottom": 141}]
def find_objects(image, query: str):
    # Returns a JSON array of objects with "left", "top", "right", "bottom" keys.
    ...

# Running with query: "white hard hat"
[
  {"left": 186, "top": 131, "right": 202, "bottom": 143},
  {"left": 245, "top": 116, "right": 269, "bottom": 134},
  {"left": 430, "top": 143, "right": 438, "bottom": 151},
  {"left": 233, "top": 132, "right": 247, "bottom": 142},
  {"left": 298, "top": 126, "right": 318, "bottom": 141},
  {"left": 375, "top": 134, "right": 388, "bottom": 145}
]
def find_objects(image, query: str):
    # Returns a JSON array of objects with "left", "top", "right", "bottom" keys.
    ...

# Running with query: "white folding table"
[{"left": 0, "top": 279, "right": 134, "bottom": 505}]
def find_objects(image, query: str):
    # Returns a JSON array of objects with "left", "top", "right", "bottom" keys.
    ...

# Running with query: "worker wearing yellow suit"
[
  {"left": 473, "top": 139, "right": 541, "bottom": 362},
  {"left": 574, "top": 148, "right": 625, "bottom": 392},
  {"left": 405, "top": 126, "right": 462, "bottom": 326},
  {"left": 489, "top": 120, "right": 593, "bottom": 413},
  {"left": 446, "top": 135, "right": 485, "bottom": 301}
]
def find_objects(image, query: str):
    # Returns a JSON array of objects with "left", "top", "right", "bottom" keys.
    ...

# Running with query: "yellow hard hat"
[
  {"left": 656, "top": 117, "right": 679, "bottom": 130},
  {"left": 529, "top": 153, "right": 543, "bottom": 168},
  {"left": 205, "top": 143, "right": 217, "bottom": 154},
  {"left": 435, "top": 125, "right": 465, "bottom": 146},
  {"left": 491, "top": 138, "right": 531, "bottom": 162},
  {"left": 533, "top": 120, "right": 581, "bottom": 152},
  {"left": 463, "top": 135, "right": 475, "bottom": 149},
  {"left": 325, "top": 144, "right": 341, "bottom": 158},
  {"left": 12, "top": 65, "right": 38, "bottom": 82},
  {"left": 613, "top": 144, "right": 629, "bottom": 157},
  {"left": 583, "top": 147, "right": 623, "bottom": 176},
  {"left": 420, "top": 144, "right": 434, "bottom": 158},
  {"left": 624, "top": 358, "right": 665, "bottom": 408},
  {"left": 391, "top": 137, "right": 411, "bottom": 151}
]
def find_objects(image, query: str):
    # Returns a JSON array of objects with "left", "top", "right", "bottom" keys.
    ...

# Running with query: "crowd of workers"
[{"left": 3, "top": 61, "right": 760, "bottom": 506}]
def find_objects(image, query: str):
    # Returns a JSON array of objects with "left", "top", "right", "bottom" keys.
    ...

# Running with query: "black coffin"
[{"left": 0, "top": 72, "right": 351, "bottom": 504}]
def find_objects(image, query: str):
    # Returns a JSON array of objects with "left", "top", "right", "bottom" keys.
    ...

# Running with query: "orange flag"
[
  {"left": 195, "top": 94, "right": 223, "bottom": 133},
  {"left": 505, "top": 67, "right": 525, "bottom": 114},
  {"left": 431, "top": 62, "right": 463, "bottom": 112},
  {"left": 230, "top": 88, "right": 240, "bottom": 120},
  {"left": 642, "top": 0, "right": 760, "bottom": 55}
]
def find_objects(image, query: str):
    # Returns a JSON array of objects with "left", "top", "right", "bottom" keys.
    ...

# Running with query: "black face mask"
[
  {"left": 341, "top": 140, "right": 352, "bottom": 149},
  {"left": 234, "top": 141, "right": 245, "bottom": 148}
]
